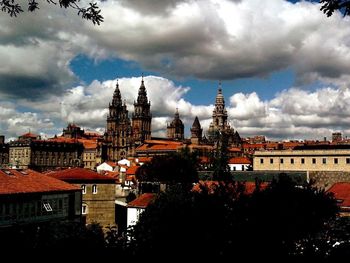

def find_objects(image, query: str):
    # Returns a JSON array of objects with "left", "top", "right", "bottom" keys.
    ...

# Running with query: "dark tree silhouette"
[
  {"left": 135, "top": 148, "right": 199, "bottom": 189},
  {"left": 0, "top": 0, "right": 103, "bottom": 25},
  {"left": 319, "top": 0, "right": 350, "bottom": 17},
  {"left": 211, "top": 131, "right": 231, "bottom": 181},
  {"left": 128, "top": 175, "right": 339, "bottom": 259},
  {"left": 0, "top": 221, "right": 105, "bottom": 248}
]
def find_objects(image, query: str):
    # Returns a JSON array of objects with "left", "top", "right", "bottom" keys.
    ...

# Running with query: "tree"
[
  {"left": 128, "top": 175, "right": 340, "bottom": 259},
  {"left": 211, "top": 131, "right": 231, "bottom": 181},
  {"left": 0, "top": 221, "right": 105, "bottom": 248},
  {"left": 0, "top": 0, "right": 103, "bottom": 25},
  {"left": 319, "top": 0, "right": 350, "bottom": 17},
  {"left": 135, "top": 149, "right": 199, "bottom": 190}
]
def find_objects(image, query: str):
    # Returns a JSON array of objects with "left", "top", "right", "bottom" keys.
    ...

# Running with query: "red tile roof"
[
  {"left": 47, "top": 168, "right": 116, "bottom": 182},
  {"left": 327, "top": 183, "right": 350, "bottom": 207},
  {"left": 106, "top": 161, "right": 118, "bottom": 167},
  {"left": 48, "top": 137, "right": 77, "bottom": 143},
  {"left": 193, "top": 181, "right": 268, "bottom": 195},
  {"left": 136, "top": 140, "right": 183, "bottom": 152},
  {"left": 228, "top": 157, "right": 251, "bottom": 164},
  {"left": 126, "top": 166, "right": 140, "bottom": 176},
  {"left": 229, "top": 147, "right": 242, "bottom": 152},
  {"left": 78, "top": 139, "right": 97, "bottom": 149},
  {"left": 137, "top": 157, "right": 152, "bottom": 163},
  {"left": 20, "top": 132, "right": 38, "bottom": 138},
  {"left": 128, "top": 193, "right": 157, "bottom": 208},
  {"left": 0, "top": 169, "right": 79, "bottom": 195}
]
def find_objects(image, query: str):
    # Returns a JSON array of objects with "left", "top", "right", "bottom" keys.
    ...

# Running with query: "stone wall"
[
  {"left": 79, "top": 183, "right": 116, "bottom": 228},
  {"left": 309, "top": 171, "right": 350, "bottom": 190}
]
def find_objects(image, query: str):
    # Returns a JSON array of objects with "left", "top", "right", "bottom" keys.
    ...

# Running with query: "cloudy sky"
[{"left": 1, "top": 0, "right": 350, "bottom": 141}]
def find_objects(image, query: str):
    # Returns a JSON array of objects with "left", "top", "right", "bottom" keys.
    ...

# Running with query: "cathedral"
[
  {"left": 104, "top": 77, "right": 152, "bottom": 161},
  {"left": 104, "top": 78, "right": 241, "bottom": 162},
  {"left": 208, "top": 83, "right": 241, "bottom": 146}
]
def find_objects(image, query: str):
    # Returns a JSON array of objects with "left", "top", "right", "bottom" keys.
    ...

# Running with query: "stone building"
[
  {"left": 47, "top": 168, "right": 117, "bottom": 228},
  {"left": 105, "top": 81, "right": 134, "bottom": 161},
  {"left": 207, "top": 83, "right": 241, "bottom": 146},
  {"left": 0, "top": 169, "right": 81, "bottom": 228},
  {"left": 132, "top": 76, "right": 152, "bottom": 147},
  {"left": 253, "top": 145, "right": 350, "bottom": 172},
  {"left": 167, "top": 109, "right": 184, "bottom": 140},
  {"left": 0, "top": 136, "right": 9, "bottom": 167},
  {"left": 190, "top": 116, "right": 202, "bottom": 145},
  {"left": 105, "top": 77, "right": 152, "bottom": 162},
  {"left": 9, "top": 134, "right": 84, "bottom": 171},
  {"left": 62, "top": 123, "right": 85, "bottom": 139}
]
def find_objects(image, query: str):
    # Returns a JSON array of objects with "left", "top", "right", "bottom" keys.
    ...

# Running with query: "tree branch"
[{"left": 0, "top": 0, "right": 103, "bottom": 25}]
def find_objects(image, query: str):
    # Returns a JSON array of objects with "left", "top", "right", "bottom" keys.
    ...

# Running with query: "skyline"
[{"left": 1, "top": 0, "right": 350, "bottom": 141}]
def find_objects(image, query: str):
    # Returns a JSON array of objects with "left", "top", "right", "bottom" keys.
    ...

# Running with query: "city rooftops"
[{"left": 0, "top": 169, "right": 79, "bottom": 195}]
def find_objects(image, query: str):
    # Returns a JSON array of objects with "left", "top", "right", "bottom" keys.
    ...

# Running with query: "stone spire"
[
  {"left": 136, "top": 74, "right": 148, "bottom": 105},
  {"left": 111, "top": 80, "right": 122, "bottom": 107},
  {"left": 132, "top": 76, "right": 152, "bottom": 145},
  {"left": 191, "top": 116, "right": 202, "bottom": 145},
  {"left": 208, "top": 82, "right": 229, "bottom": 141}
]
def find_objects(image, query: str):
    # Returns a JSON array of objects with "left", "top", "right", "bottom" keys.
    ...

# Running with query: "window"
[
  {"left": 280, "top": 158, "right": 284, "bottom": 164},
  {"left": 260, "top": 159, "right": 264, "bottom": 164},
  {"left": 301, "top": 158, "right": 305, "bottom": 164},
  {"left": 291, "top": 158, "right": 294, "bottom": 164},
  {"left": 81, "top": 184, "right": 86, "bottom": 194},
  {"left": 43, "top": 202, "right": 52, "bottom": 212},
  {"left": 322, "top": 158, "right": 327, "bottom": 164},
  {"left": 312, "top": 158, "right": 316, "bottom": 164},
  {"left": 346, "top": 158, "right": 350, "bottom": 164},
  {"left": 82, "top": 204, "right": 88, "bottom": 215},
  {"left": 270, "top": 159, "right": 273, "bottom": 164},
  {"left": 334, "top": 158, "right": 338, "bottom": 164},
  {"left": 92, "top": 185, "right": 98, "bottom": 194},
  {"left": 241, "top": 165, "right": 245, "bottom": 171}
]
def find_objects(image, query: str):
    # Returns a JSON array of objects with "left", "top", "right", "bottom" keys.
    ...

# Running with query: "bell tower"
[
  {"left": 105, "top": 81, "right": 132, "bottom": 161},
  {"left": 132, "top": 76, "right": 152, "bottom": 147}
]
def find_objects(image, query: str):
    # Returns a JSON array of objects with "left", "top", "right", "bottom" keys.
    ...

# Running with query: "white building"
[
  {"left": 228, "top": 157, "right": 252, "bottom": 171},
  {"left": 96, "top": 161, "right": 117, "bottom": 173},
  {"left": 127, "top": 193, "right": 156, "bottom": 228}
]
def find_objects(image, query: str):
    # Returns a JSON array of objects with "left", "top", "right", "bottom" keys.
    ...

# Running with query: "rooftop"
[
  {"left": 228, "top": 157, "right": 251, "bottom": 164},
  {"left": 0, "top": 169, "right": 79, "bottom": 195},
  {"left": 327, "top": 182, "right": 350, "bottom": 207},
  {"left": 128, "top": 193, "right": 157, "bottom": 208},
  {"left": 47, "top": 167, "right": 116, "bottom": 183}
]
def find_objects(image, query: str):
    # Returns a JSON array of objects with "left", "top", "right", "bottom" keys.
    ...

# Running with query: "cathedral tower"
[
  {"left": 208, "top": 82, "right": 229, "bottom": 140},
  {"left": 132, "top": 76, "right": 152, "bottom": 147},
  {"left": 190, "top": 116, "right": 202, "bottom": 145},
  {"left": 105, "top": 82, "right": 132, "bottom": 161},
  {"left": 167, "top": 108, "right": 184, "bottom": 140}
]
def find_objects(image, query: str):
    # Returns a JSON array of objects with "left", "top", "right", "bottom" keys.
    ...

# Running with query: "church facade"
[
  {"left": 104, "top": 79, "right": 241, "bottom": 162},
  {"left": 104, "top": 78, "right": 152, "bottom": 162}
]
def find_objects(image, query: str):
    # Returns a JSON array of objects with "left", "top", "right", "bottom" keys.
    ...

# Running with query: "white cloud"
[
  {"left": 1, "top": 74, "right": 350, "bottom": 141},
  {"left": 1, "top": 0, "right": 350, "bottom": 100}
]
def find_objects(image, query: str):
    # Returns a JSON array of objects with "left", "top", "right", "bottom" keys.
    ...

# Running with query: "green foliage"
[{"left": 128, "top": 175, "right": 340, "bottom": 259}]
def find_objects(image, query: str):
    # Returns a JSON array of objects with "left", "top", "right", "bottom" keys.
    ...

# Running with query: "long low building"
[{"left": 254, "top": 145, "right": 350, "bottom": 172}]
